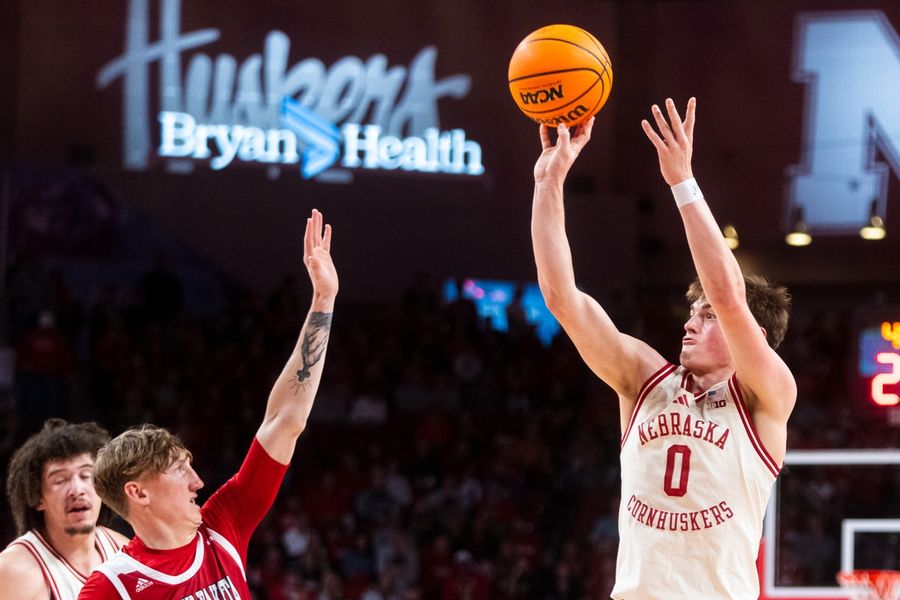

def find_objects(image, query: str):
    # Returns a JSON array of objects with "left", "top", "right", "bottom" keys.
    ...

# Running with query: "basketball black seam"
[
  {"left": 509, "top": 66, "right": 602, "bottom": 84},
  {"left": 522, "top": 37, "right": 604, "bottom": 67},
  {"left": 585, "top": 72, "right": 610, "bottom": 115},
  {"left": 586, "top": 33, "right": 611, "bottom": 65},
  {"left": 509, "top": 41, "right": 611, "bottom": 82}
]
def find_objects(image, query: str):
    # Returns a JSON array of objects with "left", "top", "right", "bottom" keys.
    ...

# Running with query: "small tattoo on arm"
[{"left": 291, "top": 311, "right": 332, "bottom": 392}]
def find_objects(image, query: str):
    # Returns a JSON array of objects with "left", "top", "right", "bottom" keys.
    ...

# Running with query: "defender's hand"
[{"left": 303, "top": 209, "right": 339, "bottom": 299}]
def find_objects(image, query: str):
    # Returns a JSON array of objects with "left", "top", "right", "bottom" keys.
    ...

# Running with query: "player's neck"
[
  {"left": 132, "top": 519, "right": 198, "bottom": 550},
  {"left": 686, "top": 366, "right": 732, "bottom": 395},
  {"left": 41, "top": 525, "right": 101, "bottom": 573}
]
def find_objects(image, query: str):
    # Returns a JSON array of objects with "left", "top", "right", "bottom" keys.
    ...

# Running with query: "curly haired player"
[{"left": 0, "top": 419, "right": 130, "bottom": 600}]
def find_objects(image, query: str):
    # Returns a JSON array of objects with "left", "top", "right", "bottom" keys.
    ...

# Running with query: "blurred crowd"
[{"left": 1, "top": 256, "right": 897, "bottom": 599}]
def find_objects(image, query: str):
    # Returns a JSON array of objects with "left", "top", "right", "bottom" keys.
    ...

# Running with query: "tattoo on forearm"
[{"left": 291, "top": 311, "right": 332, "bottom": 391}]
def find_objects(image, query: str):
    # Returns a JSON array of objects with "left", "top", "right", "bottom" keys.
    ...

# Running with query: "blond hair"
[{"left": 93, "top": 425, "right": 191, "bottom": 519}]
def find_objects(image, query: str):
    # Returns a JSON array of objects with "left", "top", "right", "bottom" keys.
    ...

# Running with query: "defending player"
[
  {"left": 0, "top": 419, "right": 130, "bottom": 600},
  {"left": 77, "top": 209, "right": 338, "bottom": 599},
  {"left": 530, "top": 100, "right": 796, "bottom": 599}
]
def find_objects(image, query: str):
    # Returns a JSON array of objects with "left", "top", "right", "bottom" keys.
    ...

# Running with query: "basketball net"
[{"left": 837, "top": 570, "right": 900, "bottom": 600}]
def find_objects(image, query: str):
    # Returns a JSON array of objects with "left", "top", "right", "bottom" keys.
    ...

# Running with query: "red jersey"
[{"left": 78, "top": 438, "right": 287, "bottom": 599}]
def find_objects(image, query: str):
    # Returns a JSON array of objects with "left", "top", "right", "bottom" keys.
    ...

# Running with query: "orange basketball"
[{"left": 508, "top": 24, "right": 613, "bottom": 127}]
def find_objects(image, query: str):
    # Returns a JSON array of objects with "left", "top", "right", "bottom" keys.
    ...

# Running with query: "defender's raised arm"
[{"left": 257, "top": 209, "right": 339, "bottom": 464}]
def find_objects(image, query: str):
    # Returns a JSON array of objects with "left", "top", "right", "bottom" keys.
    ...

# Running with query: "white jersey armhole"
[
  {"left": 729, "top": 375, "right": 781, "bottom": 477},
  {"left": 206, "top": 528, "right": 246, "bottom": 579}
]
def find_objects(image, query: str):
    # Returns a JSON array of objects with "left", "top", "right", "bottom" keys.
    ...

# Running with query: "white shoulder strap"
[
  {"left": 93, "top": 561, "right": 133, "bottom": 600},
  {"left": 205, "top": 528, "right": 246, "bottom": 579}
]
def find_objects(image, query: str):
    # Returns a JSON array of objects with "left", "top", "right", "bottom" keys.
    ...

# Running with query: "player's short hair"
[
  {"left": 93, "top": 425, "right": 192, "bottom": 519},
  {"left": 5, "top": 419, "right": 111, "bottom": 535},
  {"left": 687, "top": 275, "right": 791, "bottom": 350}
]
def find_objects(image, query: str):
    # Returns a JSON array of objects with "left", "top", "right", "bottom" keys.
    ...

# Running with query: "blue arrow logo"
[{"left": 280, "top": 98, "right": 341, "bottom": 179}]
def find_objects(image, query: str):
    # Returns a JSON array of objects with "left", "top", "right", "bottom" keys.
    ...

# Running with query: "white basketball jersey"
[
  {"left": 612, "top": 364, "right": 780, "bottom": 600},
  {"left": 9, "top": 526, "right": 121, "bottom": 600}
]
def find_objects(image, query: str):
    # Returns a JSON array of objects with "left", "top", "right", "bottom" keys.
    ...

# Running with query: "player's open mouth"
[{"left": 67, "top": 505, "right": 91, "bottom": 514}]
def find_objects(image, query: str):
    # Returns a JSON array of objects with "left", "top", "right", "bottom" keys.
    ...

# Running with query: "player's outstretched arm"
[
  {"left": 642, "top": 98, "right": 796, "bottom": 454},
  {"left": 256, "top": 209, "right": 338, "bottom": 464},
  {"left": 532, "top": 119, "right": 664, "bottom": 403}
]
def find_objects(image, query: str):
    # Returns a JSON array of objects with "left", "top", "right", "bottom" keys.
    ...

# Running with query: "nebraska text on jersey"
[{"left": 637, "top": 411, "right": 731, "bottom": 449}]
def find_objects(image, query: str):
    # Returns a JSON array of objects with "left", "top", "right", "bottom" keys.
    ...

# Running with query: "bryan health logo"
[{"left": 97, "top": 0, "right": 484, "bottom": 180}]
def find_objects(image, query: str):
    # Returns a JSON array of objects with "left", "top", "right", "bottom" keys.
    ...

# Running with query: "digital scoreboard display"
[{"left": 857, "top": 310, "right": 900, "bottom": 406}]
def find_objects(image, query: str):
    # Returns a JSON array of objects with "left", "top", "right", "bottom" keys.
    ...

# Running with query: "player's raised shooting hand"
[{"left": 534, "top": 117, "right": 595, "bottom": 186}]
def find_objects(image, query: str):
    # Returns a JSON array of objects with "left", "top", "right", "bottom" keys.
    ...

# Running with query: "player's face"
[
  {"left": 680, "top": 299, "right": 733, "bottom": 373},
  {"left": 37, "top": 453, "right": 101, "bottom": 537},
  {"left": 145, "top": 452, "right": 204, "bottom": 531}
]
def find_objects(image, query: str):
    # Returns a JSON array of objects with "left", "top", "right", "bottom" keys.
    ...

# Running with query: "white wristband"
[{"left": 671, "top": 178, "right": 703, "bottom": 207}]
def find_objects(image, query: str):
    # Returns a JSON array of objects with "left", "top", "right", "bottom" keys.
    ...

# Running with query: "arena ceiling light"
[
  {"left": 785, "top": 208, "right": 812, "bottom": 247},
  {"left": 722, "top": 224, "right": 740, "bottom": 250},
  {"left": 860, "top": 200, "right": 887, "bottom": 241}
]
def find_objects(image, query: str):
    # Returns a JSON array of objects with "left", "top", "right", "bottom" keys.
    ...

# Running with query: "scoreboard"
[{"left": 857, "top": 309, "right": 900, "bottom": 407}]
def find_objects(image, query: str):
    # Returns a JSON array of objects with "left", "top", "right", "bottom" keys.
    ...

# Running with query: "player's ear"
[
  {"left": 760, "top": 326, "right": 768, "bottom": 340},
  {"left": 124, "top": 481, "right": 149, "bottom": 506}
]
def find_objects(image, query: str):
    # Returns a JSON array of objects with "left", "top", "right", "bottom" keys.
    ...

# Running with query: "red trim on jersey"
[
  {"left": 12, "top": 538, "right": 63, "bottom": 600},
  {"left": 96, "top": 526, "right": 121, "bottom": 558},
  {"left": 729, "top": 375, "right": 781, "bottom": 477},
  {"left": 621, "top": 363, "right": 677, "bottom": 447},
  {"left": 32, "top": 528, "right": 94, "bottom": 582}
]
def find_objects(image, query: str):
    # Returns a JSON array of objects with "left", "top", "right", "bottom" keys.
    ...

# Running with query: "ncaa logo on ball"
[{"left": 519, "top": 83, "right": 564, "bottom": 105}]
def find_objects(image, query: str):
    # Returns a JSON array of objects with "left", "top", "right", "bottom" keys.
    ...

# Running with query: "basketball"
[{"left": 508, "top": 24, "right": 613, "bottom": 127}]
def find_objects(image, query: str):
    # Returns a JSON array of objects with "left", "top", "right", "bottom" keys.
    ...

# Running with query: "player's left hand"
[
  {"left": 303, "top": 209, "right": 339, "bottom": 299},
  {"left": 642, "top": 97, "right": 696, "bottom": 186}
]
